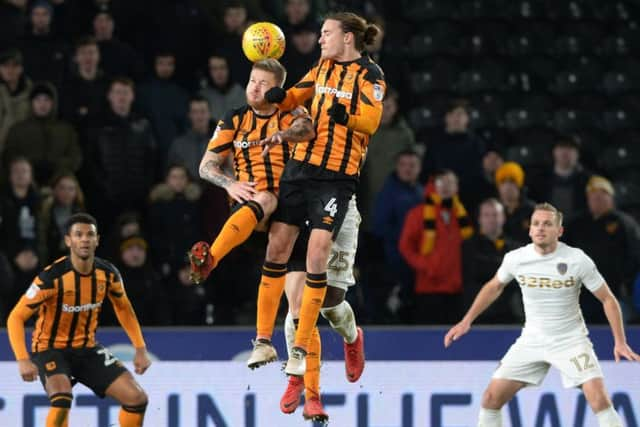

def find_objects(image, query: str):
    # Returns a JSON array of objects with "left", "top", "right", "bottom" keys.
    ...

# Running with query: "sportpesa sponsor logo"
[
  {"left": 62, "top": 302, "right": 102, "bottom": 312},
  {"left": 316, "top": 85, "right": 353, "bottom": 99},
  {"left": 233, "top": 140, "right": 261, "bottom": 149}
]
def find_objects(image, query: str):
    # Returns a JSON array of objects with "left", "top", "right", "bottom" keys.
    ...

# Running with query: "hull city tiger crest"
[{"left": 557, "top": 262, "right": 568, "bottom": 275}]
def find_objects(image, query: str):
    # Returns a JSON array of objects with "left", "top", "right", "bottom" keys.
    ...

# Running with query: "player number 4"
[
  {"left": 570, "top": 353, "right": 595, "bottom": 372},
  {"left": 97, "top": 348, "right": 118, "bottom": 367},
  {"left": 324, "top": 198, "right": 338, "bottom": 217}
]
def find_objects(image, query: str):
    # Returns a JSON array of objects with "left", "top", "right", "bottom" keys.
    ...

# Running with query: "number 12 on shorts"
[
  {"left": 570, "top": 353, "right": 595, "bottom": 372},
  {"left": 324, "top": 198, "right": 338, "bottom": 217}
]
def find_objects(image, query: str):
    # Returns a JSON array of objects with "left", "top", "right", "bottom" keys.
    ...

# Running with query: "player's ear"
[
  {"left": 64, "top": 234, "right": 71, "bottom": 249},
  {"left": 96, "top": 234, "right": 100, "bottom": 247},
  {"left": 558, "top": 226, "right": 564, "bottom": 237}
]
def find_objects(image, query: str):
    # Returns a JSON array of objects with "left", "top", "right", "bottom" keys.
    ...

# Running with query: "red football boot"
[
  {"left": 302, "top": 396, "right": 328, "bottom": 424},
  {"left": 280, "top": 376, "right": 304, "bottom": 414},
  {"left": 188, "top": 241, "right": 215, "bottom": 284},
  {"left": 344, "top": 327, "right": 365, "bottom": 382}
]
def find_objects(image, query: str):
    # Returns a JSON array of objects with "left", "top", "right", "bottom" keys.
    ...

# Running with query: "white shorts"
[
  {"left": 492, "top": 335, "right": 604, "bottom": 388},
  {"left": 327, "top": 196, "right": 360, "bottom": 290}
]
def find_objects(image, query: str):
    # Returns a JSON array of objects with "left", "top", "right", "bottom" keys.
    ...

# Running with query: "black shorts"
[
  {"left": 274, "top": 160, "right": 356, "bottom": 236},
  {"left": 32, "top": 345, "right": 128, "bottom": 398}
]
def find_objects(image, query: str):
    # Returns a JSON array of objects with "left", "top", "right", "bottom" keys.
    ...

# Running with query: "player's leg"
[
  {"left": 320, "top": 197, "right": 364, "bottom": 381},
  {"left": 105, "top": 372, "right": 149, "bottom": 427},
  {"left": 478, "top": 378, "right": 527, "bottom": 426},
  {"left": 582, "top": 378, "right": 623, "bottom": 426},
  {"left": 32, "top": 350, "right": 74, "bottom": 427},
  {"left": 189, "top": 191, "right": 276, "bottom": 283},
  {"left": 247, "top": 220, "right": 299, "bottom": 368},
  {"left": 281, "top": 271, "right": 306, "bottom": 413}
]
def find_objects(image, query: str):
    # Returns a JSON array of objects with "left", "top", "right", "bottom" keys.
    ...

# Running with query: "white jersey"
[{"left": 497, "top": 242, "right": 604, "bottom": 339}]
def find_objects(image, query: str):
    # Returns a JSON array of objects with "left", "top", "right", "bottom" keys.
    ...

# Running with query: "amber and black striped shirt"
[
  {"left": 7, "top": 256, "right": 145, "bottom": 359},
  {"left": 279, "top": 56, "right": 386, "bottom": 177},
  {"left": 207, "top": 105, "right": 311, "bottom": 193}
]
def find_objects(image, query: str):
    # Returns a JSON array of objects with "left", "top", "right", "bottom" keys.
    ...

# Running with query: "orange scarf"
[{"left": 421, "top": 192, "right": 473, "bottom": 255}]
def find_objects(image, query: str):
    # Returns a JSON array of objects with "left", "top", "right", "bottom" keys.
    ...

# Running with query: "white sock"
[
  {"left": 596, "top": 406, "right": 623, "bottom": 427},
  {"left": 284, "top": 312, "right": 296, "bottom": 358},
  {"left": 478, "top": 407, "right": 502, "bottom": 427},
  {"left": 320, "top": 301, "right": 358, "bottom": 344}
]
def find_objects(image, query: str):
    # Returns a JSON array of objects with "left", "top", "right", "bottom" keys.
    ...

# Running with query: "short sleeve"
[
  {"left": 496, "top": 251, "right": 516, "bottom": 285},
  {"left": 206, "top": 110, "right": 237, "bottom": 154},
  {"left": 578, "top": 250, "right": 605, "bottom": 292}
]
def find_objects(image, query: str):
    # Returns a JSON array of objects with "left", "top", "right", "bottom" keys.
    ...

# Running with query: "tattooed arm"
[
  {"left": 260, "top": 114, "right": 315, "bottom": 156},
  {"left": 199, "top": 151, "right": 257, "bottom": 202}
]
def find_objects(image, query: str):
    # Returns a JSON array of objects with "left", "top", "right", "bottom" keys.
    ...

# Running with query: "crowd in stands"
[{"left": 1, "top": 0, "right": 639, "bottom": 327}]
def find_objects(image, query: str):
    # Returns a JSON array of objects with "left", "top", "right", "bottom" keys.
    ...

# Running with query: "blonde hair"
[
  {"left": 534, "top": 202, "right": 563, "bottom": 226},
  {"left": 252, "top": 58, "right": 287, "bottom": 87}
]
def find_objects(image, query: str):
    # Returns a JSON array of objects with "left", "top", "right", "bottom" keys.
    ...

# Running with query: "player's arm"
[
  {"left": 327, "top": 74, "right": 386, "bottom": 135},
  {"left": 107, "top": 273, "right": 151, "bottom": 374},
  {"left": 444, "top": 275, "right": 507, "bottom": 348},
  {"left": 7, "top": 282, "right": 53, "bottom": 381},
  {"left": 265, "top": 65, "right": 319, "bottom": 110},
  {"left": 592, "top": 283, "right": 640, "bottom": 362},
  {"left": 261, "top": 106, "right": 314, "bottom": 155}
]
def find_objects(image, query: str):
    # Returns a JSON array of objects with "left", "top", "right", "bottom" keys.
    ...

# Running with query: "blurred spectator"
[
  {"left": 148, "top": 164, "right": 202, "bottom": 284},
  {"left": 101, "top": 210, "right": 143, "bottom": 260},
  {"left": 370, "top": 149, "right": 423, "bottom": 321},
  {"left": 364, "top": 15, "right": 411, "bottom": 113},
  {"left": 565, "top": 176, "right": 640, "bottom": 324},
  {"left": 86, "top": 77, "right": 156, "bottom": 235},
  {"left": 198, "top": 54, "right": 245, "bottom": 123},
  {"left": 529, "top": 134, "right": 592, "bottom": 221},
  {"left": 0, "top": 157, "right": 40, "bottom": 307},
  {"left": 420, "top": 99, "right": 487, "bottom": 210},
  {"left": 136, "top": 50, "right": 189, "bottom": 171},
  {"left": 167, "top": 96, "right": 212, "bottom": 179},
  {"left": 471, "top": 150, "right": 503, "bottom": 211},
  {"left": 214, "top": 1, "right": 252, "bottom": 86},
  {"left": 135, "top": 0, "right": 210, "bottom": 90},
  {"left": 101, "top": 234, "right": 170, "bottom": 326},
  {"left": 399, "top": 170, "right": 473, "bottom": 324},
  {"left": 19, "top": 0, "right": 68, "bottom": 89},
  {"left": 172, "top": 254, "right": 208, "bottom": 325},
  {"left": 0, "top": 48, "right": 33, "bottom": 152},
  {"left": 281, "top": 0, "right": 316, "bottom": 34},
  {"left": 3, "top": 82, "right": 81, "bottom": 186},
  {"left": 280, "top": 20, "right": 320, "bottom": 88},
  {"left": 495, "top": 161, "right": 535, "bottom": 246},
  {"left": 360, "top": 87, "right": 416, "bottom": 228},
  {"left": 0, "top": 248, "right": 15, "bottom": 326},
  {"left": 462, "top": 198, "right": 521, "bottom": 324},
  {"left": 37, "top": 171, "right": 85, "bottom": 265},
  {"left": 60, "top": 36, "right": 109, "bottom": 137},
  {"left": 197, "top": 0, "right": 270, "bottom": 40},
  {"left": 0, "top": 0, "right": 27, "bottom": 48},
  {"left": 93, "top": 10, "right": 145, "bottom": 81}
]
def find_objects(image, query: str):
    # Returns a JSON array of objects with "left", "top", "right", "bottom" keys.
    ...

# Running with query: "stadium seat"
[
  {"left": 614, "top": 178, "right": 640, "bottom": 210},
  {"left": 600, "top": 143, "right": 640, "bottom": 175},
  {"left": 517, "top": 55, "right": 557, "bottom": 81},
  {"left": 504, "top": 108, "right": 549, "bottom": 130},
  {"left": 470, "top": 92, "right": 508, "bottom": 124},
  {"left": 408, "top": 28, "right": 461, "bottom": 58},
  {"left": 602, "top": 71, "right": 640, "bottom": 96},
  {"left": 592, "top": 1, "right": 635, "bottom": 21},
  {"left": 549, "top": 70, "right": 600, "bottom": 95},
  {"left": 506, "top": 143, "right": 552, "bottom": 169},
  {"left": 552, "top": 109, "right": 598, "bottom": 133},
  {"left": 401, "top": 0, "right": 459, "bottom": 21},
  {"left": 408, "top": 106, "right": 443, "bottom": 132},
  {"left": 511, "top": 126, "right": 557, "bottom": 148},
  {"left": 456, "top": 61, "right": 507, "bottom": 94},
  {"left": 601, "top": 109, "right": 639, "bottom": 132},
  {"left": 503, "top": 1, "right": 546, "bottom": 19},
  {"left": 476, "top": 126, "right": 510, "bottom": 152},
  {"left": 410, "top": 69, "right": 457, "bottom": 94}
]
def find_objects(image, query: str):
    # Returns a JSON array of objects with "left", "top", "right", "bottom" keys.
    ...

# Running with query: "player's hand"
[
  {"left": 613, "top": 342, "right": 640, "bottom": 363},
  {"left": 133, "top": 348, "right": 151, "bottom": 375},
  {"left": 264, "top": 87, "right": 286, "bottom": 104},
  {"left": 18, "top": 359, "right": 38, "bottom": 382},
  {"left": 260, "top": 131, "right": 284, "bottom": 157},
  {"left": 327, "top": 102, "right": 349, "bottom": 125},
  {"left": 226, "top": 181, "right": 257, "bottom": 203},
  {"left": 444, "top": 321, "right": 471, "bottom": 348}
]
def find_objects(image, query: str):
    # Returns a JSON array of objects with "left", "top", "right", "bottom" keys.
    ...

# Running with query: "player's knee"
[
  {"left": 50, "top": 392, "right": 73, "bottom": 408},
  {"left": 122, "top": 388, "right": 148, "bottom": 408},
  {"left": 323, "top": 288, "right": 345, "bottom": 307},
  {"left": 266, "top": 235, "right": 293, "bottom": 263},
  {"left": 587, "top": 391, "right": 611, "bottom": 413},
  {"left": 481, "top": 389, "right": 504, "bottom": 410}
]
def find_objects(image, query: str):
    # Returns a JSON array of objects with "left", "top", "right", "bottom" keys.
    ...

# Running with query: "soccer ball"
[{"left": 242, "top": 22, "right": 286, "bottom": 62}]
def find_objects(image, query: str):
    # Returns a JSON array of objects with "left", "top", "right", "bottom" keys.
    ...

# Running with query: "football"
[{"left": 242, "top": 22, "right": 286, "bottom": 62}]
